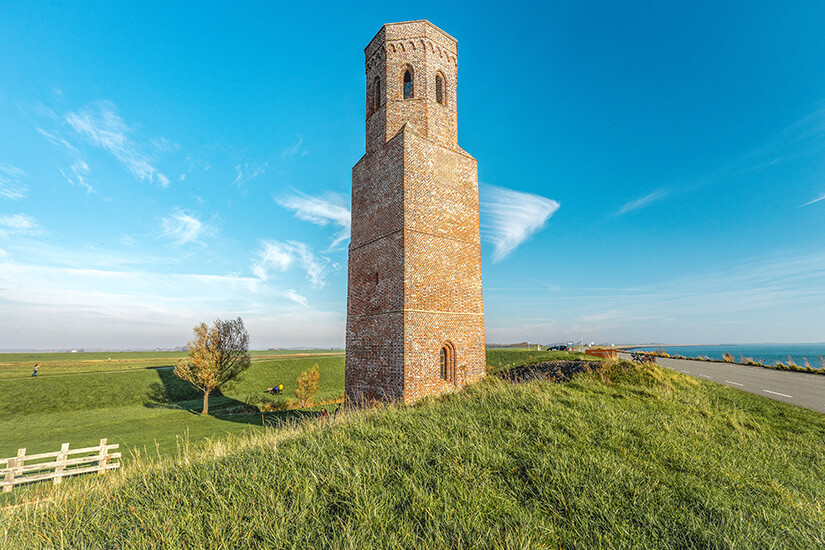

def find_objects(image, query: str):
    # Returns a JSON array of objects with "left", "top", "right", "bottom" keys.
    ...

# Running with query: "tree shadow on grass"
[
  {"left": 141, "top": 368, "right": 321, "bottom": 429},
  {"left": 144, "top": 368, "right": 248, "bottom": 418}
]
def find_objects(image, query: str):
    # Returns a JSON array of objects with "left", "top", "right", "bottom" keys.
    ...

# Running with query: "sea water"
[{"left": 630, "top": 343, "right": 825, "bottom": 368}]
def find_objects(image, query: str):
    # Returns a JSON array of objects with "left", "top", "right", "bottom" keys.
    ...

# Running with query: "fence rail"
[{"left": 1, "top": 439, "right": 120, "bottom": 493}]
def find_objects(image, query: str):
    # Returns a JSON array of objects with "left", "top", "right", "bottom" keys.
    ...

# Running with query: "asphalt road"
[{"left": 619, "top": 353, "right": 825, "bottom": 414}]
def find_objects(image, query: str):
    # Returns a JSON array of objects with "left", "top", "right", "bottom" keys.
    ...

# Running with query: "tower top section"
[
  {"left": 365, "top": 20, "right": 457, "bottom": 62},
  {"left": 363, "top": 20, "right": 459, "bottom": 154}
]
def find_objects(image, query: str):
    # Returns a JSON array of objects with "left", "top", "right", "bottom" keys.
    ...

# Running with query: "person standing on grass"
[
  {"left": 31, "top": 363, "right": 39, "bottom": 377},
  {"left": 320, "top": 408, "right": 328, "bottom": 421}
]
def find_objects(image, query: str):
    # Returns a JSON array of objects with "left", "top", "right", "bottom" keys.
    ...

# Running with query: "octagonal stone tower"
[{"left": 346, "top": 20, "right": 485, "bottom": 404}]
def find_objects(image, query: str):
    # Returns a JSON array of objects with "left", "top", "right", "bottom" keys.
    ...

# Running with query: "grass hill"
[{"left": 3, "top": 359, "right": 824, "bottom": 548}]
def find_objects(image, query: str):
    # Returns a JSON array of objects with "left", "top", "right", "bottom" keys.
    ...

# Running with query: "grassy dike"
[{"left": 2, "top": 361, "right": 824, "bottom": 548}]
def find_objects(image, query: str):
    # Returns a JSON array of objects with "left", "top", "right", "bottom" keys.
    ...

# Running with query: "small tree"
[
  {"left": 295, "top": 363, "right": 321, "bottom": 408},
  {"left": 174, "top": 317, "right": 251, "bottom": 415}
]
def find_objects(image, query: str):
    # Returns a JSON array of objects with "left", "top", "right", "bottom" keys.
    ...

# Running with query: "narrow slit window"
[
  {"left": 372, "top": 76, "right": 381, "bottom": 112},
  {"left": 435, "top": 74, "right": 444, "bottom": 105},
  {"left": 440, "top": 342, "right": 455, "bottom": 381},
  {"left": 403, "top": 69, "right": 413, "bottom": 99}
]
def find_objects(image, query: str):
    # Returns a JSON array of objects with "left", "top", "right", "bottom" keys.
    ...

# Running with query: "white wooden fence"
[{"left": 1, "top": 439, "right": 120, "bottom": 493}]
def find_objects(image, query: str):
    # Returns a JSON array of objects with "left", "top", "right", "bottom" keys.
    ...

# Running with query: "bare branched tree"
[{"left": 174, "top": 317, "right": 251, "bottom": 415}]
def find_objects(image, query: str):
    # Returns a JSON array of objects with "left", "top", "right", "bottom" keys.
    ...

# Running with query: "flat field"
[{"left": 0, "top": 350, "right": 345, "bottom": 459}]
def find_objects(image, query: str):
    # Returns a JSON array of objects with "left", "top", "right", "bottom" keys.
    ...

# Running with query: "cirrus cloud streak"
[
  {"left": 277, "top": 192, "right": 351, "bottom": 250},
  {"left": 66, "top": 100, "right": 170, "bottom": 186},
  {"left": 481, "top": 184, "right": 560, "bottom": 262}
]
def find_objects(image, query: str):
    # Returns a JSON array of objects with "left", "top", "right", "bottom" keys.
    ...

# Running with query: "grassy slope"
[
  {"left": 0, "top": 354, "right": 345, "bottom": 458},
  {"left": 3, "top": 363, "right": 824, "bottom": 549}
]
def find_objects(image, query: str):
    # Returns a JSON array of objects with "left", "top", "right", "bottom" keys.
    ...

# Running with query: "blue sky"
[{"left": 1, "top": 1, "right": 824, "bottom": 349}]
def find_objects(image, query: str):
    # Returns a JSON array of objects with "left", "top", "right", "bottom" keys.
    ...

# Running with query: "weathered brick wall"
[
  {"left": 365, "top": 20, "right": 458, "bottom": 153},
  {"left": 403, "top": 312, "right": 486, "bottom": 403},
  {"left": 351, "top": 132, "right": 405, "bottom": 246},
  {"left": 347, "top": 20, "right": 485, "bottom": 405},
  {"left": 346, "top": 310, "right": 404, "bottom": 402},
  {"left": 403, "top": 131, "right": 479, "bottom": 243},
  {"left": 347, "top": 132, "right": 406, "bottom": 402}
]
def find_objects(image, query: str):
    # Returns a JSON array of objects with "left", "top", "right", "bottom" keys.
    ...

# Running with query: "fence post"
[
  {"left": 97, "top": 438, "right": 108, "bottom": 474},
  {"left": 54, "top": 442, "right": 70, "bottom": 485},
  {"left": 3, "top": 457, "right": 15, "bottom": 493}
]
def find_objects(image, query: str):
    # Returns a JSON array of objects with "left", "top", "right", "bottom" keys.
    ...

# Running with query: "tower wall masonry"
[{"left": 347, "top": 20, "right": 485, "bottom": 405}]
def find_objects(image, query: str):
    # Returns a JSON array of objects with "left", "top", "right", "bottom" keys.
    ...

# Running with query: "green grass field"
[
  {"left": 2, "top": 359, "right": 824, "bottom": 548},
  {"left": 0, "top": 349, "right": 342, "bottom": 379},
  {"left": 0, "top": 351, "right": 346, "bottom": 460}
]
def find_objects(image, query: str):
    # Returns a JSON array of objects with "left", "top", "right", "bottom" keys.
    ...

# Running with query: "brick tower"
[{"left": 346, "top": 20, "right": 485, "bottom": 404}]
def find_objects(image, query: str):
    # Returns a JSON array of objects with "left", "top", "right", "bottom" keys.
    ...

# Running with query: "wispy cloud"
[
  {"left": 801, "top": 193, "right": 825, "bottom": 207},
  {"left": 616, "top": 188, "right": 670, "bottom": 215},
  {"left": 285, "top": 289, "right": 309, "bottom": 307},
  {"left": 65, "top": 100, "right": 169, "bottom": 185},
  {"left": 37, "top": 127, "right": 96, "bottom": 194},
  {"left": 0, "top": 213, "right": 40, "bottom": 236},
  {"left": 630, "top": 105, "right": 825, "bottom": 213},
  {"left": 0, "top": 165, "right": 28, "bottom": 200},
  {"left": 232, "top": 162, "right": 267, "bottom": 187},
  {"left": 277, "top": 192, "right": 351, "bottom": 250},
  {"left": 252, "top": 239, "right": 327, "bottom": 288},
  {"left": 0, "top": 248, "right": 8, "bottom": 258},
  {"left": 150, "top": 137, "right": 180, "bottom": 153},
  {"left": 36, "top": 127, "right": 78, "bottom": 152},
  {"left": 481, "top": 184, "right": 560, "bottom": 262},
  {"left": 159, "top": 208, "right": 209, "bottom": 246},
  {"left": 60, "top": 159, "right": 94, "bottom": 194},
  {"left": 281, "top": 136, "right": 307, "bottom": 159}
]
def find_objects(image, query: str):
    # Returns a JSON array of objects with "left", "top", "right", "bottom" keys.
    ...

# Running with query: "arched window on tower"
[
  {"left": 440, "top": 341, "right": 456, "bottom": 381},
  {"left": 435, "top": 73, "right": 445, "bottom": 105},
  {"left": 403, "top": 68, "right": 414, "bottom": 99}
]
